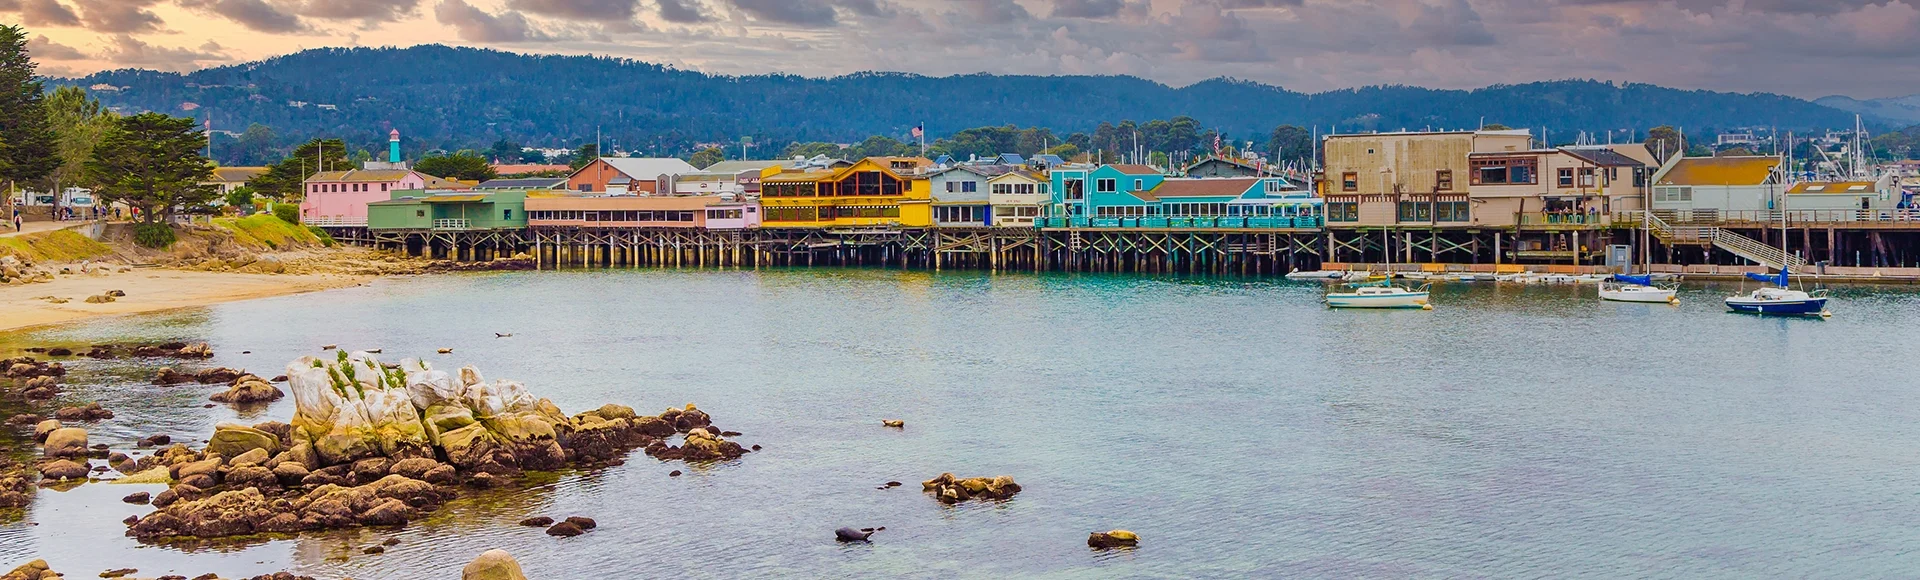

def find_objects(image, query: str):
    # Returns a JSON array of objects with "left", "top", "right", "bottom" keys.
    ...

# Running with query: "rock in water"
[
  {"left": 1, "top": 559, "right": 59, "bottom": 580},
  {"left": 206, "top": 423, "right": 280, "bottom": 458},
  {"left": 42, "top": 427, "right": 88, "bottom": 458},
  {"left": 518, "top": 516, "right": 553, "bottom": 527},
  {"left": 921, "top": 473, "right": 1022, "bottom": 504},
  {"left": 210, "top": 375, "right": 284, "bottom": 404},
  {"left": 882, "top": 419, "right": 904, "bottom": 428},
  {"left": 38, "top": 459, "right": 90, "bottom": 481},
  {"left": 1087, "top": 529, "right": 1139, "bottom": 548},
  {"left": 834, "top": 527, "right": 873, "bottom": 542},
  {"left": 545, "top": 521, "right": 584, "bottom": 537},
  {"left": 564, "top": 516, "right": 596, "bottom": 530},
  {"left": 461, "top": 549, "right": 528, "bottom": 580}
]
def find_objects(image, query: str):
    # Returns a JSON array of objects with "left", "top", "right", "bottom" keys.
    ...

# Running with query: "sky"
[{"left": 4, "top": 0, "right": 1918, "bottom": 100}]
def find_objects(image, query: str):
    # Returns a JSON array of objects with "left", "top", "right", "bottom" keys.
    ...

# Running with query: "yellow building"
[{"left": 758, "top": 157, "right": 933, "bottom": 228}]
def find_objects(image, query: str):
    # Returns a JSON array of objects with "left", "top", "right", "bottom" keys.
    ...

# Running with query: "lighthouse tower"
[{"left": 365, "top": 129, "right": 410, "bottom": 170}]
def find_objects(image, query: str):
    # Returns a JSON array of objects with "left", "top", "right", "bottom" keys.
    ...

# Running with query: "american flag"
[{"left": 911, "top": 124, "right": 924, "bottom": 139}]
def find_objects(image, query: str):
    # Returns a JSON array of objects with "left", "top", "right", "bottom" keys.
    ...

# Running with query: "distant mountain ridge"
[
  {"left": 55, "top": 45, "right": 1867, "bottom": 158},
  {"left": 1814, "top": 94, "right": 1920, "bottom": 125}
]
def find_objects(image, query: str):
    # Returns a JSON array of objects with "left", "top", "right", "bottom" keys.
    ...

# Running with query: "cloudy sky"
[{"left": 5, "top": 0, "right": 1917, "bottom": 99}]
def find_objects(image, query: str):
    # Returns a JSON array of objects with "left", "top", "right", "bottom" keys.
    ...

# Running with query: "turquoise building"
[{"left": 1045, "top": 164, "right": 1319, "bottom": 228}]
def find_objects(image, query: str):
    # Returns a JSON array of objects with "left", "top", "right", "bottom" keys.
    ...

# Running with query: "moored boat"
[
  {"left": 1285, "top": 270, "right": 1347, "bottom": 281},
  {"left": 1599, "top": 274, "right": 1678, "bottom": 304},
  {"left": 1726, "top": 268, "right": 1830, "bottom": 317},
  {"left": 1326, "top": 281, "right": 1433, "bottom": 310}
]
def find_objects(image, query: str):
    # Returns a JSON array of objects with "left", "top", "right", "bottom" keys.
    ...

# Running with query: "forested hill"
[{"left": 58, "top": 45, "right": 1858, "bottom": 157}]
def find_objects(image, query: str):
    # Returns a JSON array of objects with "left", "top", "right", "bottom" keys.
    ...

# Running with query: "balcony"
[
  {"left": 305, "top": 216, "right": 367, "bottom": 227},
  {"left": 1518, "top": 212, "right": 1609, "bottom": 228},
  {"left": 433, "top": 218, "right": 471, "bottom": 230}
]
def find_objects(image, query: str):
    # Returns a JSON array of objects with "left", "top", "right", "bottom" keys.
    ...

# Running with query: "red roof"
[
  {"left": 1145, "top": 178, "right": 1260, "bottom": 199},
  {"left": 1109, "top": 164, "right": 1161, "bottom": 175}
]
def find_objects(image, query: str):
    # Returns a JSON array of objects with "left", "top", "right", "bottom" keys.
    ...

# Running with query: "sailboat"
[
  {"left": 1725, "top": 266, "right": 1829, "bottom": 316},
  {"left": 1599, "top": 273, "right": 1678, "bottom": 304},
  {"left": 1326, "top": 229, "right": 1433, "bottom": 310},
  {"left": 1724, "top": 154, "right": 1831, "bottom": 318}
]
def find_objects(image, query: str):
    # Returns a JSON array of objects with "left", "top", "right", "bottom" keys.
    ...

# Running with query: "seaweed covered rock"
[
  {"left": 1087, "top": 529, "right": 1139, "bottom": 549},
  {"left": 644, "top": 427, "right": 747, "bottom": 462},
  {"left": 128, "top": 474, "right": 453, "bottom": 539},
  {"left": 212, "top": 375, "right": 284, "bottom": 404},
  {"left": 462, "top": 549, "right": 529, "bottom": 580},
  {"left": 921, "top": 473, "right": 1022, "bottom": 504},
  {"left": 53, "top": 402, "right": 113, "bottom": 421},
  {"left": 0, "top": 559, "right": 60, "bottom": 580}
]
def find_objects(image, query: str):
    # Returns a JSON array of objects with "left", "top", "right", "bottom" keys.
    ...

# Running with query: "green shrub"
[
  {"left": 306, "top": 226, "right": 336, "bottom": 247},
  {"left": 133, "top": 223, "right": 177, "bottom": 248},
  {"left": 272, "top": 203, "right": 299, "bottom": 224}
]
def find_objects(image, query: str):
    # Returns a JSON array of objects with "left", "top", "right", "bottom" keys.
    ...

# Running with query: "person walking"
[{"left": 11, "top": 208, "right": 21, "bottom": 233}]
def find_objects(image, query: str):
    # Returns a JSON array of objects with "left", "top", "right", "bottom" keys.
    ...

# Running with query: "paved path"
[{"left": 1, "top": 220, "right": 93, "bottom": 238}]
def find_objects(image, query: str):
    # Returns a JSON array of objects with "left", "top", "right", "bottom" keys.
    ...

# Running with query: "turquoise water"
[{"left": 5, "top": 270, "right": 1920, "bottom": 579}]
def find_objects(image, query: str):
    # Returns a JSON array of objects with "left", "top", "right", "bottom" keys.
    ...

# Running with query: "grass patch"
[
  {"left": 0, "top": 229, "right": 113, "bottom": 263},
  {"left": 213, "top": 214, "right": 322, "bottom": 250}
]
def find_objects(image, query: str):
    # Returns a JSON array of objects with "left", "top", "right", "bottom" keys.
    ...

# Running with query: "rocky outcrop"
[
  {"left": 38, "top": 459, "right": 91, "bottom": 481},
  {"left": 0, "top": 559, "right": 60, "bottom": 580},
  {"left": 128, "top": 474, "right": 454, "bottom": 539},
  {"left": 644, "top": 426, "right": 747, "bottom": 462},
  {"left": 121, "top": 351, "right": 748, "bottom": 541},
  {"left": 53, "top": 402, "right": 113, "bottom": 421},
  {"left": 211, "top": 375, "right": 284, "bottom": 404},
  {"left": 921, "top": 473, "right": 1022, "bottom": 504},
  {"left": 1087, "top": 529, "right": 1139, "bottom": 549},
  {"left": 84, "top": 341, "right": 215, "bottom": 360},
  {"left": 0, "top": 456, "right": 33, "bottom": 508},
  {"left": 462, "top": 549, "right": 529, "bottom": 580}
]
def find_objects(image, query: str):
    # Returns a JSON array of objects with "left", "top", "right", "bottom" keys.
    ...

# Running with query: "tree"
[
  {"left": 689, "top": 146, "right": 725, "bottom": 169},
  {"left": 85, "top": 112, "right": 218, "bottom": 223},
  {"left": 849, "top": 135, "right": 912, "bottom": 159},
  {"left": 231, "top": 123, "right": 277, "bottom": 166},
  {"left": 569, "top": 143, "right": 600, "bottom": 171},
  {"left": 251, "top": 138, "right": 349, "bottom": 199},
  {"left": 0, "top": 25, "right": 58, "bottom": 187},
  {"left": 1715, "top": 146, "right": 1755, "bottom": 157},
  {"left": 488, "top": 139, "right": 522, "bottom": 163},
  {"left": 1482, "top": 123, "right": 1512, "bottom": 130},
  {"left": 224, "top": 185, "right": 256, "bottom": 209},
  {"left": 415, "top": 150, "right": 497, "bottom": 181},
  {"left": 1267, "top": 125, "right": 1312, "bottom": 164},
  {"left": 1645, "top": 126, "right": 1683, "bottom": 162},
  {"left": 42, "top": 86, "right": 116, "bottom": 191},
  {"left": 1043, "top": 143, "right": 1081, "bottom": 160},
  {"left": 781, "top": 141, "right": 845, "bottom": 159}
]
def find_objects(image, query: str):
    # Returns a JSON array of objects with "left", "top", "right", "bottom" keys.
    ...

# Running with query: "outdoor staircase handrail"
[{"left": 1710, "top": 228, "right": 1807, "bottom": 270}]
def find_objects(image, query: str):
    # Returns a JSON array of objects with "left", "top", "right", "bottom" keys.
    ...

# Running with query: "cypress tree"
[{"left": 0, "top": 25, "right": 59, "bottom": 186}]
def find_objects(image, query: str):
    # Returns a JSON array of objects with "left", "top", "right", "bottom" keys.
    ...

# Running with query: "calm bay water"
[{"left": 5, "top": 269, "right": 1920, "bottom": 579}]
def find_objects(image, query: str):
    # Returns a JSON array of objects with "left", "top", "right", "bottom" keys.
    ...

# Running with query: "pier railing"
[
  {"left": 433, "top": 218, "right": 472, "bottom": 230},
  {"left": 1620, "top": 211, "right": 1805, "bottom": 270},
  {"left": 1627, "top": 209, "right": 1920, "bottom": 226},
  {"left": 305, "top": 216, "right": 367, "bottom": 227},
  {"left": 1518, "top": 212, "right": 1609, "bottom": 227},
  {"left": 1039, "top": 216, "right": 1323, "bottom": 229}
]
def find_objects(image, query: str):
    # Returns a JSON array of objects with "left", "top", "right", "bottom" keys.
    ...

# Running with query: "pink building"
[{"left": 300, "top": 169, "right": 460, "bottom": 226}]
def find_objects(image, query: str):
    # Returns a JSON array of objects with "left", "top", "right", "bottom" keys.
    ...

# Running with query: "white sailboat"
[
  {"left": 1601, "top": 168, "right": 1679, "bottom": 304},
  {"left": 1326, "top": 229, "right": 1433, "bottom": 310}
]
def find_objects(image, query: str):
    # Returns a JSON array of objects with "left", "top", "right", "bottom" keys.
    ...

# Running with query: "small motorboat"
[
  {"left": 1599, "top": 274, "right": 1678, "bottom": 304},
  {"left": 1726, "top": 267, "right": 1830, "bottom": 317},
  {"left": 1285, "top": 270, "right": 1347, "bottom": 281},
  {"left": 1326, "top": 281, "right": 1432, "bottom": 310}
]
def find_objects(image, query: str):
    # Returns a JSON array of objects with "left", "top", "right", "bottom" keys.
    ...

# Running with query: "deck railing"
[
  {"left": 1625, "top": 209, "right": 1920, "bottom": 226},
  {"left": 1039, "top": 216, "right": 1323, "bottom": 229},
  {"left": 433, "top": 218, "right": 471, "bottom": 229},
  {"left": 304, "top": 216, "right": 367, "bottom": 227},
  {"left": 1518, "top": 212, "right": 1609, "bottom": 227}
]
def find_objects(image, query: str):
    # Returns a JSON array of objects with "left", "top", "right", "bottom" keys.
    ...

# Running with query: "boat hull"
[
  {"left": 1599, "top": 286, "right": 1677, "bottom": 303},
  {"left": 1724, "top": 297, "right": 1827, "bottom": 316},
  {"left": 1326, "top": 292, "right": 1431, "bottom": 309}
]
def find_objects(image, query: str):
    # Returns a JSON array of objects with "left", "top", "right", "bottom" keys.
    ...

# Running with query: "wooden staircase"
[{"left": 1641, "top": 212, "right": 1806, "bottom": 270}]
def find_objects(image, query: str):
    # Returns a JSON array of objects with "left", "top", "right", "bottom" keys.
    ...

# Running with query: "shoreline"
[{"left": 0, "top": 268, "right": 374, "bottom": 334}]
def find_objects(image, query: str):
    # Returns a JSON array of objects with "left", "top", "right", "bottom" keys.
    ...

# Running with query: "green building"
[{"left": 366, "top": 190, "right": 528, "bottom": 231}]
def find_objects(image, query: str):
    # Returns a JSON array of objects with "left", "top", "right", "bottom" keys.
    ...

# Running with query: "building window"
[
  {"left": 1341, "top": 172, "right": 1358, "bottom": 192},
  {"left": 1436, "top": 170, "right": 1453, "bottom": 191},
  {"left": 1435, "top": 201, "right": 1469, "bottom": 222},
  {"left": 503, "top": 209, "right": 512, "bottom": 220},
  {"left": 1327, "top": 202, "right": 1359, "bottom": 222},
  {"left": 1397, "top": 201, "right": 1431, "bottom": 222},
  {"left": 1471, "top": 158, "right": 1538, "bottom": 185},
  {"left": 1265, "top": 180, "right": 1283, "bottom": 193},
  {"left": 1096, "top": 178, "right": 1116, "bottom": 193},
  {"left": 1653, "top": 186, "right": 1693, "bottom": 202},
  {"left": 1579, "top": 168, "right": 1596, "bottom": 187},
  {"left": 415, "top": 210, "right": 425, "bottom": 217},
  {"left": 1558, "top": 168, "right": 1575, "bottom": 188},
  {"left": 1064, "top": 179, "right": 1085, "bottom": 200},
  {"left": 1132, "top": 179, "right": 1143, "bottom": 190},
  {"left": 963, "top": 181, "right": 977, "bottom": 193}
]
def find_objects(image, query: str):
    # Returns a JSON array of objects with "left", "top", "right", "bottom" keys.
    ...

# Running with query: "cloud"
[
  {"left": 71, "top": 0, "right": 165, "bottom": 33},
  {"left": 1217, "top": 0, "right": 1302, "bottom": 7},
  {"left": 1049, "top": 0, "right": 1128, "bottom": 18},
  {"left": 1407, "top": 0, "right": 1496, "bottom": 47},
  {"left": 727, "top": 0, "right": 838, "bottom": 25},
  {"left": 291, "top": 0, "right": 423, "bottom": 23},
  {"left": 950, "top": 0, "right": 1028, "bottom": 23},
  {"left": 97, "top": 34, "right": 231, "bottom": 70},
  {"left": 0, "top": 0, "right": 82, "bottom": 27},
  {"left": 657, "top": 0, "right": 711, "bottom": 22},
  {"left": 26, "top": 34, "right": 87, "bottom": 60},
  {"left": 177, "top": 0, "right": 306, "bottom": 33},
  {"left": 435, "top": 0, "right": 551, "bottom": 41},
  {"left": 507, "top": 0, "right": 641, "bottom": 21}
]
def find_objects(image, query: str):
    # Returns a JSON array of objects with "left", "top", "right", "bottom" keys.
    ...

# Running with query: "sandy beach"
[{"left": 0, "top": 267, "right": 370, "bottom": 333}]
